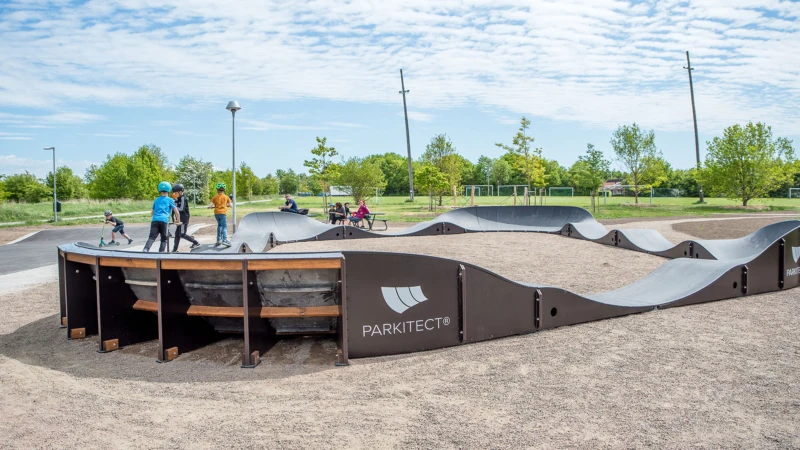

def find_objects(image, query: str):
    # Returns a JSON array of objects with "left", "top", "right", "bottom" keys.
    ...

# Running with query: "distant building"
[{"left": 602, "top": 179, "right": 624, "bottom": 195}]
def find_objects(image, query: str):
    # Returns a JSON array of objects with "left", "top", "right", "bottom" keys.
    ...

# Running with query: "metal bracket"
[
  {"left": 741, "top": 265, "right": 749, "bottom": 295},
  {"left": 614, "top": 230, "right": 619, "bottom": 246},
  {"left": 779, "top": 238, "right": 785, "bottom": 289},
  {"left": 534, "top": 289, "right": 542, "bottom": 330},
  {"left": 566, "top": 224, "right": 572, "bottom": 237},
  {"left": 457, "top": 264, "right": 466, "bottom": 343},
  {"left": 689, "top": 242, "right": 694, "bottom": 258}
]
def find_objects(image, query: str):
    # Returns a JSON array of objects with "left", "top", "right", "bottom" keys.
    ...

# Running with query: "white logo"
[
  {"left": 793, "top": 247, "right": 800, "bottom": 263},
  {"left": 381, "top": 286, "right": 428, "bottom": 314}
]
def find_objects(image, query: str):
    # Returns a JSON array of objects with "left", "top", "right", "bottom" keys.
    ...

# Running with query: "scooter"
[{"left": 98, "top": 219, "right": 120, "bottom": 247}]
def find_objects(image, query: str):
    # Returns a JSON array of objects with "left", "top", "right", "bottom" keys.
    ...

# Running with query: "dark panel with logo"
[
  {"left": 462, "top": 265, "right": 537, "bottom": 343},
  {"left": 343, "top": 252, "right": 461, "bottom": 358},
  {"left": 780, "top": 229, "right": 800, "bottom": 290}
]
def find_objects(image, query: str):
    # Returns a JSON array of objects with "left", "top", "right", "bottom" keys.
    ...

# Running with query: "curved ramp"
[
  {"left": 208, "top": 207, "right": 800, "bottom": 263},
  {"left": 56, "top": 209, "right": 800, "bottom": 363}
]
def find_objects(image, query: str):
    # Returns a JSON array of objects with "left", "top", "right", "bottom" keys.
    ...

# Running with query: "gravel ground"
[{"left": 0, "top": 218, "right": 799, "bottom": 448}]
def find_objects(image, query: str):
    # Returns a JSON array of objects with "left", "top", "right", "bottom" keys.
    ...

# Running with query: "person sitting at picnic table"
[
  {"left": 343, "top": 202, "right": 352, "bottom": 225},
  {"left": 279, "top": 194, "right": 299, "bottom": 213},
  {"left": 349, "top": 199, "right": 370, "bottom": 228},
  {"left": 329, "top": 202, "right": 347, "bottom": 224}
]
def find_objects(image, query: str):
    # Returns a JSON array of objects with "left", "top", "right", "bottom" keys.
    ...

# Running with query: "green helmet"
[
  {"left": 215, "top": 182, "right": 226, "bottom": 191},
  {"left": 157, "top": 181, "right": 172, "bottom": 193}
]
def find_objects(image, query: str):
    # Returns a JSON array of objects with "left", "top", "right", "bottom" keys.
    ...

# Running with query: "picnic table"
[{"left": 364, "top": 212, "right": 388, "bottom": 231}]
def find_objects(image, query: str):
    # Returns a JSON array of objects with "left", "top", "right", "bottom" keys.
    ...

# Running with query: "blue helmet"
[{"left": 157, "top": 181, "right": 172, "bottom": 193}]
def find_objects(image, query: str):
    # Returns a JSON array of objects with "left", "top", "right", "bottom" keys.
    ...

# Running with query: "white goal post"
[
  {"left": 463, "top": 185, "right": 494, "bottom": 196},
  {"left": 789, "top": 188, "right": 800, "bottom": 199},
  {"left": 548, "top": 187, "right": 574, "bottom": 197},
  {"left": 497, "top": 185, "right": 529, "bottom": 196}
]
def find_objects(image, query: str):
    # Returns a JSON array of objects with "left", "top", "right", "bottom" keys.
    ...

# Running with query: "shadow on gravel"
[{"left": 0, "top": 314, "right": 341, "bottom": 382}]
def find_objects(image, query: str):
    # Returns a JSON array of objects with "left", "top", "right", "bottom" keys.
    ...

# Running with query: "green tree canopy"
[
  {"left": 3, "top": 171, "right": 50, "bottom": 202},
  {"left": 422, "top": 134, "right": 462, "bottom": 204},
  {"left": 699, "top": 122, "right": 795, "bottom": 206},
  {"left": 45, "top": 166, "right": 86, "bottom": 200},
  {"left": 304, "top": 137, "right": 339, "bottom": 209},
  {"left": 335, "top": 156, "right": 386, "bottom": 203},
  {"left": 610, "top": 123, "right": 658, "bottom": 204},
  {"left": 366, "top": 153, "right": 410, "bottom": 196},
  {"left": 175, "top": 156, "right": 213, "bottom": 204},
  {"left": 414, "top": 164, "right": 449, "bottom": 211},
  {"left": 571, "top": 143, "right": 611, "bottom": 192},
  {"left": 495, "top": 116, "right": 545, "bottom": 188}
]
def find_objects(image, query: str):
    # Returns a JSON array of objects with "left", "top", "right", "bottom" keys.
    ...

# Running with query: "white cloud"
[
  {"left": 399, "top": 111, "right": 435, "bottom": 122},
  {"left": 0, "top": 154, "right": 97, "bottom": 178},
  {"left": 0, "top": 0, "right": 798, "bottom": 135}
]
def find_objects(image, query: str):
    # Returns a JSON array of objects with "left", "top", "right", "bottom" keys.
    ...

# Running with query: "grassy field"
[{"left": 1, "top": 194, "right": 798, "bottom": 228}]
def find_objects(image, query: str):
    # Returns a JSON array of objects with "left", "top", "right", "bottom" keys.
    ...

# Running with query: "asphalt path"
[{"left": 0, "top": 225, "right": 152, "bottom": 276}]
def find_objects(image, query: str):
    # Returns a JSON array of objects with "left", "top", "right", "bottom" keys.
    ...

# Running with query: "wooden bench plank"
[
  {"left": 248, "top": 259, "right": 341, "bottom": 271},
  {"left": 161, "top": 260, "right": 242, "bottom": 271},
  {"left": 66, "top": 253, "right": 95, "bottom": 265},
  {"left": 100, "top": 257, "right": 157, "bottom": 269},
  {"left": 132, "top": 300, "right": 341, "bottom": 318}
]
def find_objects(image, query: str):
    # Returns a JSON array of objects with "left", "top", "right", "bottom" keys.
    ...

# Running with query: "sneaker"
[
  {"left": 215, "top": 241, "right": 221, "bottom": 246},
  {"left": 222, "top": 241, "right": 232, "bottom": 248},
  {"left": 128, "top": 239, "right": 133, "bottom": 244},
  {"left": 172, "top": 248, "right": 179, "bottom": 253},
  {"left": 109, "top": 240, "right": 116, "bottom": 245},
  {"left": 190, "top": 242, "right": 201, "bottom": 249}
]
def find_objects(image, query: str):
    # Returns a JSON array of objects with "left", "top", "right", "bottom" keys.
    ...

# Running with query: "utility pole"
[
  {"left": 684, "top": 51, "right": 704, "bottom": 203},
  {"left": 399, "top": 69, "right": 415, "bottom": 201}
]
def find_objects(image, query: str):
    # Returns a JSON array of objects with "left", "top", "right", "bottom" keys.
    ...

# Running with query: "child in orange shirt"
[{"left": 207, "top": 183, "right": 233, "bottom": 247}]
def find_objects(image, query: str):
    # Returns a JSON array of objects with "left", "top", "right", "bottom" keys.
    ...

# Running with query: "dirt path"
[{"left": 0, "top": 217, "right": 798, "bottom": 448}]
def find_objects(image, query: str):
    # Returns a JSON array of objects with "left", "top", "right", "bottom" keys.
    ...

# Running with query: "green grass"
[{"left": 1, "top": 194, "right": 798, "bottom": 228}]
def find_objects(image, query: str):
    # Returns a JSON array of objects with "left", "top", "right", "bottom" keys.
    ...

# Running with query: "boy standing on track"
[
  {"left": 103, "top": 210, "right": 133, "bottom": 245},
  {"left": 171, "top": 183, "right": 201, "bottom": 252},
  {"left": 208, "top": 183, "right": 233, "bottom": 247},
  {"left": 143, "top": 181, "right": 180, "bottom": 253}
]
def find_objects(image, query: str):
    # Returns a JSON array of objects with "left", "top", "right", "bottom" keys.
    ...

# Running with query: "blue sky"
[{"left": 1, "top": 0, "right": 799, "bottom": 179}]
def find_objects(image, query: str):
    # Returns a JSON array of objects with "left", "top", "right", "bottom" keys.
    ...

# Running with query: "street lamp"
[
  {"left": 226, "top": 101, "right": 241, "bottom": 232},
  {"left": 43, "top": 147, "right": 56, "bottom": 222}
]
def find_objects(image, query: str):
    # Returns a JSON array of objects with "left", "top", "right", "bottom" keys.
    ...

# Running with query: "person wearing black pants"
[
  {"left": 171, "top": 183, "right": 201, "bottom": 252},
  {"left": 143, "top": 181, "right": 180, "bottom": 253}
]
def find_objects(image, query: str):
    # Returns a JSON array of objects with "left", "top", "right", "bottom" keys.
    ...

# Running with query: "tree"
[
  {"left": 699, "top": 122, "right": 795, "bottom": 206},
  {"left": 86, "top": 153, "right": 131, "bottom": 199},
  {"left": 571, "top": 144, "right": 610, "bottom": 193},
  {"left": 496, "top": 117, "right": 545, "bottom": 189},
  {"left": 175, "top": 156, "right": 213, "bottom": 204},
  {"left": 422, "top": 134, "right": 462, "bottom": 205},
  {"left": 610, "top": 123, "right": 658, "bottom": 204},
  {"left": 366, "top": 153, "right": 409, "bottom": 195},
  {"left": 0, "top": 175, "right": 6, "bottom": 200},
  {"left": 414, "top": 164, "right": 449, "bottom": 211},
  {"left": 259, "top": 174, "right": 279, "bottom": 195},
  {"left": 491, "top": 158, "right": 512, "bottom": 187},
  {"left": 303, "top": 137, "right": 340, "bottom": 211},
  {"left": 277, "top": 169, "right": 300, "bottom": 195},
  {"left": 45, "top": 166, "right": 87, "bottom": 200},
  {"left": 335, "top": 157, "right": 386, "bottom": 203},
  {"left": 3, "top": 172, "right": 50, "bottom": 202},
  {"left": 475, "top": 156, "right": 494, "bottom": 185}
]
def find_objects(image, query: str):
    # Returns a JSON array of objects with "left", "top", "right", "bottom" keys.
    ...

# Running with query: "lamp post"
[
  {"left": 399, "top": 69, "right": 414, "bottom": 201},
  {"left": 43, "top": 147, "right": 56, "bottom": 222},
  {"left": 226, "top": 101, "right": 241, "bottom": 232},
  {"left": 684, "top": 51, "right": 704, "bottom": 203}
]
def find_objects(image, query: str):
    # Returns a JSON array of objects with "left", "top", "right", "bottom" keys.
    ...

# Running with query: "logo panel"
[{"left": 381, "top": 286, "right": 427, "bottom": 313}]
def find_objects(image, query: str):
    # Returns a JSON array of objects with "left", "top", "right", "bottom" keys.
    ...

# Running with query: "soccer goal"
[
  {"left": 548, "top": 187, "right": 574, "bottom": 197},
  {"left": 464, "top": 185, "right": 494, "bottom": 196},
  {"left": 789, "top": 188, "right": 800, "bottom": 199},
  {"left": 497, "top": 185, "right": 529, "bottom": 197},
  {"left": 651, "top": 188, "right": 683, "bottom": 198}
]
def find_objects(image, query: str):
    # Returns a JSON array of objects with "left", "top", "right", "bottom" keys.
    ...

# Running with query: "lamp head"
[
  {"left": 43, "top": 147, "right": 54, "bottom": 151},
  {"left": 226, "top": 101, "right": 241, "bottom": 112}
]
